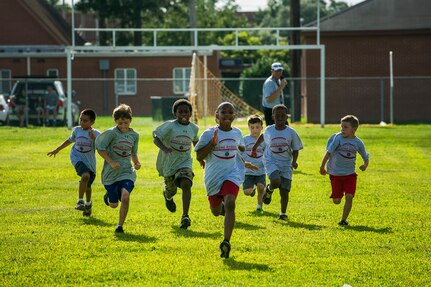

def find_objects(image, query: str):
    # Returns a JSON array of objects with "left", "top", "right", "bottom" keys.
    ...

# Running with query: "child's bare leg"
[
  {"left": 180, "top": 178, "right": 192, "bottom": 216},
  {"left": 210, "top": 204, "right": 223, "bottom": 216},
  {"left": 279, "top": 188, "right": 289, "bottom": 214},
  {"left": 85, "top": 187, "right": 92, "bottom": 202},
  {"left": 332, "top": 198, "right": 342, "bottom": 205},
  {"left": 269, "top": 178, "right": 281, "bottom": 190},
  {"left": 256, "top": 183, "right": 265, "bottom": 206},
  {"left": 243, "top": 188, "right": 253, "bottom": 196},
  {"left": 223, "top": 194, "right": 236, "bottom": 242},
  {"left": 79, "top": 172, "right": 90, "bottom": 199},
  {"left": 342, "top": 194, "right": 353, "bottom": 221},
  {"left": 119, "top": 188, "right": 130, "bottom": 226}
]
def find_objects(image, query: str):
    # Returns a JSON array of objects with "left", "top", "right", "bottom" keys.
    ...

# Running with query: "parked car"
[
  {"left": 0, "top": 94, "right": 9, "bottom": 125},
  {"left": 7, "top": 79, "right": 80, "bottom": 126}
]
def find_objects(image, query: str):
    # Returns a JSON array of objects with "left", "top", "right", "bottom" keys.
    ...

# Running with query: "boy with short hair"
[
  {"left": 96, "top": 104, "right": 141, "bottom": 233},
  {"left": 47, "top": 109, "right": 100, "bottom": 216},
  {"left": 320, "top": 115, "right": 369, "bottom": 226},
  {"left": 153, "top": 99, "right": 199, "bottom": 229},
  {"left": 251, "top": 104, "right": 303, "bottom": 220},
  {"left": 242, "top": 115, "right": 266, "bottom": 211}
]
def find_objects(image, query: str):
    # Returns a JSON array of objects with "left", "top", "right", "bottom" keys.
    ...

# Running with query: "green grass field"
[{"left": 1, "top": 118, "right": 430, "bottom": 286}]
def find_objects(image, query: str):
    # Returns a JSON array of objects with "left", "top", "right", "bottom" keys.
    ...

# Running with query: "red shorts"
[
  {"left": 208, "top": 180, "right": 239, "bottom": 208},
  {"left": 329, "top": 173, "right": 357, "bottom": 198}
]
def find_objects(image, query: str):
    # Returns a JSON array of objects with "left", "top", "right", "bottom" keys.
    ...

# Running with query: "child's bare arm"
[
  {"left": 359, "top": 159, "right": 369, "bottom": 171},
  {"left": 153, "top": 132, "right": 172, "bottom": 153},
  {"left": 132, "top": 154, "right": 141, "bottom": 170},
  {"left": 196, "top": 129, "right": 218, "bottom": 162},
  {"left": 320, "top": 152, "right": 330, "bottom": 175},
  {"left": 97, "top": 149, "right": 120, "bottom": 169},
  {"left": 251, "top": 134, "right": 264, "bottom": 157},
  {"left": 47, "top": 139, "right": 72, "bottom": 157},
  {"left": 292, "top": 150, "right": 299, "bottom": 169}
]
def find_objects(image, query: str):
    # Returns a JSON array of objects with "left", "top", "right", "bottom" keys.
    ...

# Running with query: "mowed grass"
[{"left": 0, "top": 118, "right": 430, "bottom": 286}]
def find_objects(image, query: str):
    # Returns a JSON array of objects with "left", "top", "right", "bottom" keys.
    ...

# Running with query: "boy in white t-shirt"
[
  {"left": 252, "top": 104, "right": 303, "bottom": 220},
  {"left": 320, "top": 115, "right": 369, "bottom": 226},
  {"left": 242, "top": 115, "right": 266, "bottom": 212},
  {"left": 195, "top": 102, "right": 258, "bottom": 259}
]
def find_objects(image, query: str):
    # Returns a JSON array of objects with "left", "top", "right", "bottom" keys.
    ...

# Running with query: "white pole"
[
  {"left": 389, "top": 51, "right": 394, "bottom": 124},
  {"left": 204, "top": 55, "right": 208, "bottom": 127},
  {"left": 66, "top": 48, "right": 72, "bottom": 129}
]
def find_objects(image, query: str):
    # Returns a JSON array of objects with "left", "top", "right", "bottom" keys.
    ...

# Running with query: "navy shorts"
[
  {"left": 104, "top": 180, "right": 134, "bottom": 204},
  {"left": 74, "top": 161, "right": 95, "bottom": 187},
  {"left": 269, "top": 170, "right": 292, "bottom": 191},
  {"left": 243, "top": 174, "right": 266, "bottom": 190}
]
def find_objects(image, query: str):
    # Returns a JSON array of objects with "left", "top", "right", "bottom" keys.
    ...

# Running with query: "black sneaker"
[
  {"left": 338, "top": 219, "right": 349, "bottom": 226},
  {"left": 278, "top": 214, "right": 288, "bottom": 221},
  {"left": 163, "top": 191, "right": 176, "bottom": 213},
  {"left": 115, "top": 225, "right": 124, "bottom": 233},
  {"left": 262, "top": 185, "right": 273, "bottom": 205},
  {"left": 220, "top": 240, "right": 231, "bottom": 259},
  {"left": 103, "top": 193, "right": 109, "bottom": 206},
  {"left": 180, "top": 215, "right": 191, "bottom": 229},
  {"left": 83, "top": 203, "right": 92, "bottom": 217},
  {"left": 75, "top": 199, "right": 85, "bottom": 210}
]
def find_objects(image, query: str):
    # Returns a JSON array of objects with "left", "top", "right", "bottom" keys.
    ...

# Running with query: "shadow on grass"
[
  {"left": 223, "top": 258, "right": 271, "bottom": 271},
  {"left": 247, "top": 210, "right": 278, "bottom": 218},
  {"left": 171, "top": 226, "right": 221, "bottom": 239},
  {"left": 274, "top": 219, "right": 323, "bottom": 231},
  {"left": 114, "top": 232, "right": 157, "bottom": 243},
  {"left": 235, "top": 221, "right": 264, "bottom": 231},
  {"left": 344, "top": 225, "right": 393, "bottom": 233},
  {"left": 81, "top": 216, "right": 111, "bottom": 227}
]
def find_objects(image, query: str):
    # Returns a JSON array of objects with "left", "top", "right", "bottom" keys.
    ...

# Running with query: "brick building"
[{"left": 302, "top": 0, "right": 431, "bottom": 123}]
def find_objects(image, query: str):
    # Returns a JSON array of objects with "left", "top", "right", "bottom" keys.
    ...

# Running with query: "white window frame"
[
  {"left": 0, "top": 69, "right": 12, "bottom": 94},
  {"left": 173, "top": 67, "right": 191, "bottom": 95},
  {"left": 115, "top": 68, "right": 137, "bottom": 95},
  {"left": 47, "top": 69, "right": 59, "bottom": 78}
]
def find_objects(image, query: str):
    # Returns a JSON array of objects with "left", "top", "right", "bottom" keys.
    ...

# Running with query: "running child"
[
  {"left": 47, "top": 109, "right": 100, "bottom": 216},
  {"left": 96, "top": 104, "right": 141, "bottom": 233},
  {"left": 319, "top": 115, "right": 369, "bottom": 226},
  {"left": 251, "top": 104, "right": 303, "bottom": 220},
  {"left": 195, "top": 102, "right": 258, "bottom": 259},
  {"left": 242, "top": 114, "right": 266, "bottom": 212},
  {"left": 153, "top": 99, "right": 199, "bottom": 229}
]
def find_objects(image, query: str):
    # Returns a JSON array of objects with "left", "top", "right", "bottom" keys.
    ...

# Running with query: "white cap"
[{"left": 271, "top": 62, "right": 284, "bottom": 71}]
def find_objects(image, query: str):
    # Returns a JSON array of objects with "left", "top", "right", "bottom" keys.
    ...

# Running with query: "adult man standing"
[{"left": 262, "top": 62, "right": 287, "bottom": 126}]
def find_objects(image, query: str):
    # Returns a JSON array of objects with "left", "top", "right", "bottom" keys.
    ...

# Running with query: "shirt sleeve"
[
  {"left": 194, "top": 128, "right": 212, "bottom": 152},
  {"left": 68, "top": 127, "right": 77, "bottom": 142},
  {"left": 96, "top": 129, "right": 114, "bottom": 151},
  {"left": 326, "top": 134, "right": 339, "bottom": 153}
]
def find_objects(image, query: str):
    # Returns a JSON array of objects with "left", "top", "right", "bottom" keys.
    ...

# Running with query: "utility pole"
[
  {"left": 290, "top": 0, "right": 301, "bottom": 122},
  {"left": 189, "top": 0, "right": 197, "bottom": 45}
]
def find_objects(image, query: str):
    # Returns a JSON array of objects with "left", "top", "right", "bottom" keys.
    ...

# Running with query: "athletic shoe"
[
  {"left": 278, "top": 214, "right": 288, "bottom": 221},
  {"left": 219, "top": 240, "right": 231, "bottom": 259},
  {"left": 256, "top": 207, "right": 263, "bottom": 212},
  {"left": 180, "top": 215, "right": 191, "bottom": 229},
  {"left": 75, "top": 199, "right": 85, "bottom": 210},
  {"left": 103, "top": 193, "right": 109, "bottom": 206},
  {"left": 115, "top": 225, "right": 124, "bottom": 233},
  {"left": 338, "top": 219, "right": 349, "bottom": 226},
  {"left": 262, "top": 185, "right": 273, "bottom": 205},
  {"left": 82, "top": 203, "right": 92, "bottom": 217},
  {"left": 249, "top": 187, "right": 256, "bottom": 197},
  {"left": 163, "top": 191, "right": 176, "bottom": 213}
]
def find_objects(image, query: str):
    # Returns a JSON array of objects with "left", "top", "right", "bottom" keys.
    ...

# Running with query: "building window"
[
  {"left": 47, "top": 69, "right": 59, "bottom": 78},
  {"left": 115, "top": 68, "right": 136, "bottom": 95},
  {"left": 0, "top": 70, "right": 11, "bottom": 94},
  {"left": 173, "top": 68, "right": 191, "bottom": 94}
]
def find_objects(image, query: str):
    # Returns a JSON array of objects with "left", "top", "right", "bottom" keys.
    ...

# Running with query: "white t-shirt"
[
  {"left": 242, "top": 135, "right": 266, "bottom": 176},
  {"left": 194, "top": 126, "right": 245, "bottom": 196},
  {"left": 262, "top": 125, "right": 303, "bottom": 180},
  {"left": 326, "top": 132, "right": 369, "bottom": 176}
]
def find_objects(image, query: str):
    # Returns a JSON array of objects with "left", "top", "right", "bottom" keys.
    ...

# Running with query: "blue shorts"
[
  {"left": 74, "top": 161, "right": 95, "bottom": 187},
  {"left": 104, "top": 180, "right": 134, "bottom": 203},
  {"left": 243, "top": 174, "right": 266, "bottom": 190}
]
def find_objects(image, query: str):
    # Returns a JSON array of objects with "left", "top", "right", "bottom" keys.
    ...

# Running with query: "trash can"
[{"left": 151, "top": 96, "right": 187, "bottom": 121}]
